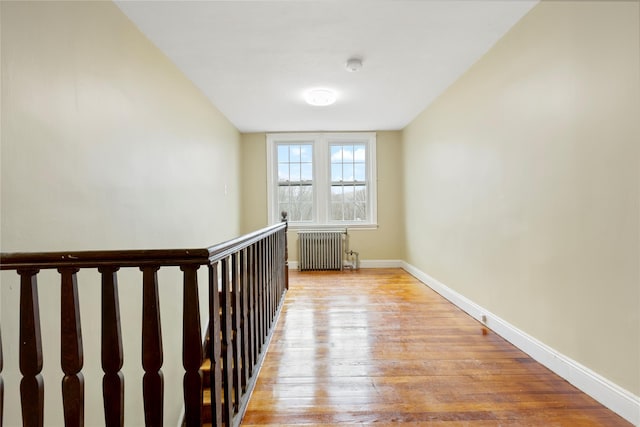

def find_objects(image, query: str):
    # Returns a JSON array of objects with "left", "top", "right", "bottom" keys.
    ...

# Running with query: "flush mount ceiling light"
[
  {"left": 304, "top": 88, "right": 337, "bottom": 106},
  {"left": 345, "top": 57, "right": 363, "bottom": 72}
]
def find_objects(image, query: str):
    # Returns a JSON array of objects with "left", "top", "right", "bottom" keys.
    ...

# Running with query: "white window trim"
[{"left": 267, "top": 132, "right": 377, "bottom": 229}]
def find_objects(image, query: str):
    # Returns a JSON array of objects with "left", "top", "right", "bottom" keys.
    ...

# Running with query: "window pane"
[
  {"left": 290, "top": 145, "right": 301, "bottom": 162},
  {"left": 354, "top": 145, "right": 366, "bottom": 162},
  {"left": 300, "top": 184, "right": 313, "bottom": 201},
  {"left": 355, "top": 203, "right": 367, "bottom": 221},
  {"left": 277, "top": 145, "right": 289, "bottom": 162},
  {"left": 354, "top": 163, "right": 365, "bottom": 182},
  {"left": 331, "top": 164, "right": 342, "bottom": 181},
  {"left": 301, "top": 163, "right": 313, "bottom": 181},
  {"left": 329, "top": 184, "right": 367, "bottom": 222},
  {"left": 343, "top": 202, "right": 355, "bottom": 220},
  {"left": 343, "top": 185, "right": 354, "bottom": 201},
  {"left": 290, "top": 163, "right": 300, "bottom": 182},
  {"left": 331, "top": 185, "right": 342, "bottom": 202},
  {"left": 331, "top": 202, "right": 343, "bottom": 221},
  {"left": 278, "top": 164, "right": 289, "bottom": 182},
  {"left": 330, "top": 146, "right": 342, "bottom": 163},
  {"left": 342, "top": 164, "right": 354, "bottom": 181},
  {"left": 289, "top": 185, "right": 300, "bottom": 200},
  {"left": 342, "top": 145, "right": 353, "bottom": 162},
  {"left": 278, "top": 186, "right": 288, "bottom": 202},
  {"left": 299, "top": 202, "right": 313, "bottom": 221},
  {"left": 300, "top": 145, "right": 312, "bottom": 162}
]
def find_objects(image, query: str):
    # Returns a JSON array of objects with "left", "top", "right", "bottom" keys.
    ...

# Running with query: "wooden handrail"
[
  {"left": 0, "top": 249, "right": 210, "bottom": 270},
  {"left": 207, "top": 222, "right": 286, "bottom": 263},
  {"left": 0, "top": 218, "right": 289, "bottom": 427},
  {"left": 0, "top": 222, "right": 287, "bottom": 270}
]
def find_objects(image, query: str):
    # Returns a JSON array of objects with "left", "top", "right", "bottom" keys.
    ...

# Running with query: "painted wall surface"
[
  {"left": 241, "top": 131, "right": 405, "bottom": 262},
  {"left": 1, "top": 1, "right": 240, "bottom": 425},
  {"left": 240, "top": 133, "right": 269, "bottom": 233},
  {"left": 403, "top": 0, "right": 639, "bottom": 395}
]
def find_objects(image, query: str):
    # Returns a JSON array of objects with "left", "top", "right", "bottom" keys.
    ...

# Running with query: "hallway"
[{"left": 242, "top": 269, "right": 630, "bottom": 426}]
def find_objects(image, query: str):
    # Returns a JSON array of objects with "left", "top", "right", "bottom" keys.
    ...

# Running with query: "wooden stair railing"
[{"left": 0, "top": 215, "right": 289, "bottom": 427}]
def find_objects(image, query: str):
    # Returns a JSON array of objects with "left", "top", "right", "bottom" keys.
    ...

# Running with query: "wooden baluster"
[
  {"left": 272, "top": 234, "right": 278, "bottom": 310},
  {"left": 256, "top": 242, "right": 264, "bottom": 353},
  {"left": 266, "top": 237, "right": 272, "bottom": 328},
  {"left": 281, "top": 213, "right": 289, "bottom": 291},
  {"left": 273, "top": 236, "right": 278, "bottom": 310},
  {"left": 277, "top": 231, "right": 283, "bottom": 303},
  {"left": 274, "top": 234, "right": 279, "bottom": 310},
  {"left": 284, "top": 227, "right": 289, "bottom": 290},
  {"left": 99, "top": 266, "right": 124, "bottom": 427},
  {"left": 281, "top": 230, "right": 286, "bottom": 297},
  {"left": 262, "top": 239, "right": 268, "bottom": 332},
  {"left": 275, "top": 234, "right": 280, "bottom": 311},
  {"left": 239, "top": 249, "right": 250, "bottom": 391},
  {"left": 208, "top": 263, "right": 222, "bottom": 427},
  {"left": 1, "top": 324, "right": 3, "bottom": 427},
  {"left": 281, "top": 228, "right": 287, "bottom": 296},
  {"left": 256, "top": 241, "right": 262, "bottom": 354},
  {"left": 181, "top": 265, "right": 203, "bottom": 427},
  {"left": 260, "top": 240, "right": 267, "bottom": 344},
  {"left": 275, "top": 234, "right": 280, "bottom": 312},
  {"left": 18, "top": 269, "right": 44, "bottom": 427},
  {"left": 141, "top": 266, "right": 163, "bottom": 427},
  {"left": 271, "top": 235, "right": 278, "bottom": 312},
  {"left": 230, "top": 253, "right": 242, "bottom": 409},
  {"left": 267, "top": 235, "right": 273, "bottom": 325},
  {"left": 59, "top": 267, "right": 84, "bottom": 427},
  {"left": 272, "top": 234, "right": 278, "bottom": 318},
  {"left": 220, "top": 258, "right": 234, "bottom": 425},
  {"left": 262, "top": 239, "right": 268, "bottom": 334},
  {"left": 247, "top": 246, "right": 257, "bottom": 372}
]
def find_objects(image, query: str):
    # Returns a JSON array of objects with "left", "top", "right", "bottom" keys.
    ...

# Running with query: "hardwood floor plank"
[{"left": 242, "top": 269, "right": 631, "bottom": 426}]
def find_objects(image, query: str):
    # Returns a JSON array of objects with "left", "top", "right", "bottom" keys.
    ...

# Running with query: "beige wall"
[
  {"left": 240, "top": 133, "right": 269, "bottom": 233},
  {"left": 241, "top": 131, "right": 405, "bottom": 262},
  {"left": 403, "top": 0, "right": 639, "bottom": 395},
  {"left": 2, "top": 0, "right": 638, "bottom": 424},
  {"left": 1, "top": 1, "right": 241, "bottom": 425}
]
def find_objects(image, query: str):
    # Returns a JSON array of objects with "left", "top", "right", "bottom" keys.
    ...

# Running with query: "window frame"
[{"left": 267, "top": 132, "right": 377, "bottom": 229}]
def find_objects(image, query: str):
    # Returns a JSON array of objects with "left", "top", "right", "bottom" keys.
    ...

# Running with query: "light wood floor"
[{"left": 242, "top": 269, "right": 630, "bottom": 426}]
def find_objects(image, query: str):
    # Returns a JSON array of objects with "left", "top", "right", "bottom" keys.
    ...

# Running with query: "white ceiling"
[{"left": 116, "top": 1, "right": 538, "bottom": 133}]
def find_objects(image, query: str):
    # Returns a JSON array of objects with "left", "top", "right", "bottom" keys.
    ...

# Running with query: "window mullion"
[{"left": 315, "top": 134, "right": 328, "bottom": 224}]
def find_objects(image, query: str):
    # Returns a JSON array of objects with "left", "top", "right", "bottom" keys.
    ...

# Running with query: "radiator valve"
[{"left": 344, "top": 250, "right": 360, "bottom": 270}]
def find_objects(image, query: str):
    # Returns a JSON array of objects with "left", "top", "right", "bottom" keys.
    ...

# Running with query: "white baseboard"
[
  {"left": 288, "top": 259, "right": 403, "bottom": 270},
  {"left": 401, "top": 261, "right": 640, "bottom": 426},
  {"left": 359, "top": 259, "right": 403, "bottom": 268}
]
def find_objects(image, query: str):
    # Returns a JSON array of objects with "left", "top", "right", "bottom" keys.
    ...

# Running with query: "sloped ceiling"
[{"left": 116, "top": 1, "right": 538, "bottom": 133}]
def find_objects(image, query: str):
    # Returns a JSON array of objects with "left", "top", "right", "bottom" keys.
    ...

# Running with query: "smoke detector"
[{"left": 345, "top": 57, "right": 363, "bottom": 72}]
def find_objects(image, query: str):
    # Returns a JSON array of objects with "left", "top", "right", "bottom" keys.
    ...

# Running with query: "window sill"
[{"left": 285, "top": 223, "right": 379, "bottom": 231}]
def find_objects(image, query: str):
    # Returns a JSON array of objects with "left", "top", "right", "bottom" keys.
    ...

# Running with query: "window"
[
  {"left": 276, "top": 143, "right": 313, "bottom": 222},
  {"left": 330, "top": 143, "right": 367, "bottom": 221},
  {"left": 267, "top": 132, "right": 377, "bottom": 228}
]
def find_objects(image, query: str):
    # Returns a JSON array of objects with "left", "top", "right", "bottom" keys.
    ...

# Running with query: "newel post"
[{"left": 281, "top": 211, "right": 289, "bottom": 290}]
